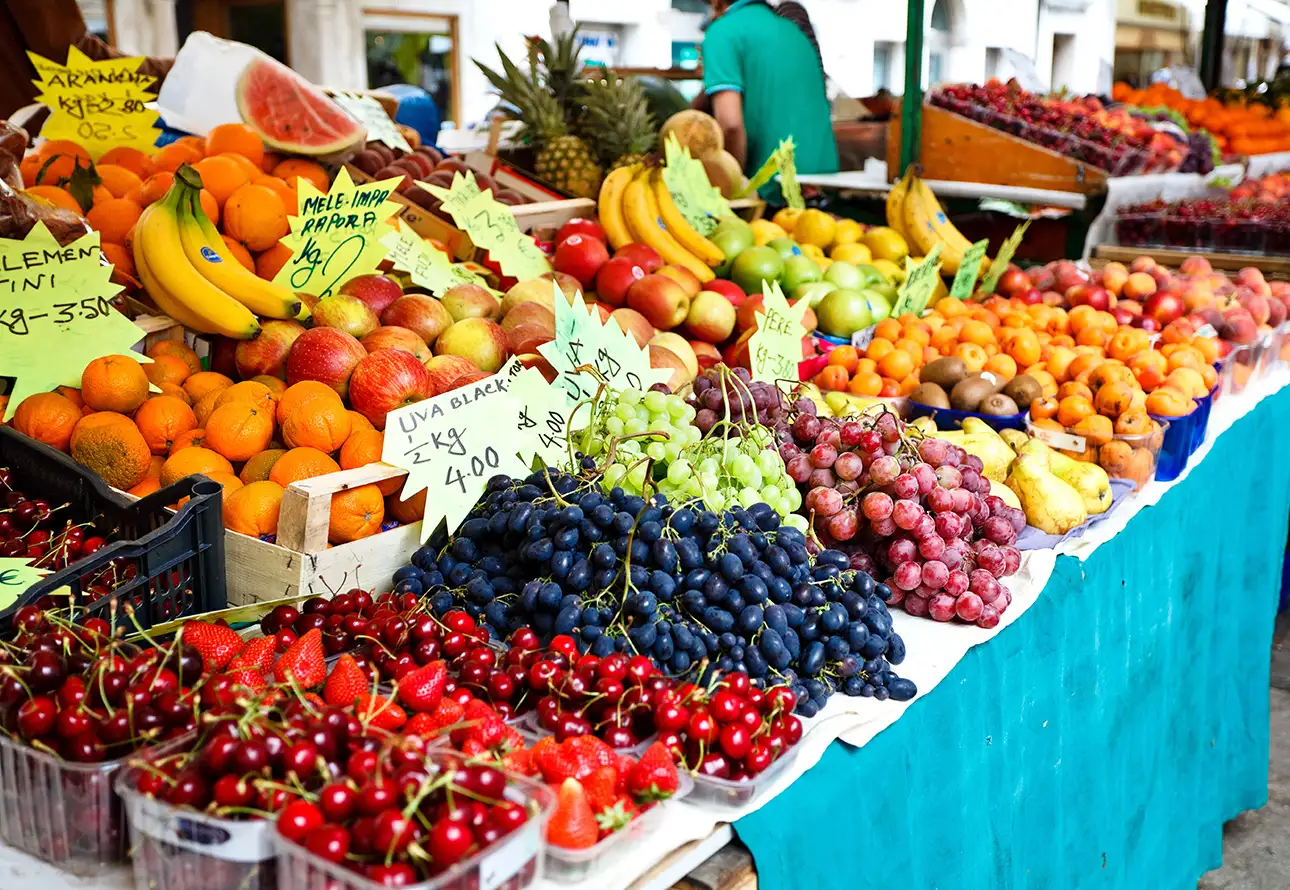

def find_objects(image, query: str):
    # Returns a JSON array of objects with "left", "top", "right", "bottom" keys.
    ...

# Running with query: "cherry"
[
  {"left": 319, "top": 783, "right": 356, "bottom": 822},
  {"left": 17, "top": 695, "right": 56, "bottom": 738},
  {"left": 697, "top": 751, "right": 732, "bottom": 779},
  {"left": 212, "top": 774, "right": 255, "bottom": 808},
  {"left": 166, "top": 769, "right": 210, "bottom": 808},
  {"left": 547, "top": 634, "right": 578, "bottom": 661},
  {"left": 719, "top": 722, "right": 752, "bottom": 760},
  {"left": 305, "top": 824, "right": 350, "bottom": 863},
  {"left": 359, "top": 781, "right": 397, "bottom": 816},
  {"left": 709, "top": 690, "right": 743, "bottom": 724},
  {"left": 441, "top": 610, "right": 475, "bottom": 634},
  {"left": 235, "top": 739, "right": 269, "bottom": 774},
  {"left": 55, "top": 707, "right": 93, "bottom": 739},
  {"left": 282, "top": 741, "right": 320, "bottom": 777},
  {"left": 489, "top": 800, "right": 528, "bottom": 833},
  {"left": 745, "top": 742, "right": 775, "bottom": 774},
  {"left": 687, "top": 710, "right": 719, "bottom": 745},
  {"left": 428, "top": 819, "right": 473, "bottom": 865},
  {"left": 373, "top": 808, "right": 419, "bottom": 854},
  {"left": 278, "top": 799, "right": 325, "bottom": 842},
  {"left": 367, "top": 862, "right": 417, "bottom": 886},
  {"left": 63, "top": 732, "right": 105, "bottom": 762}
]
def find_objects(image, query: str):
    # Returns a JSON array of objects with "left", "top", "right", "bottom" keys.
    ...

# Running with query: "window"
[
  {"left": 930, "top": 0, "right": 951, "bottom": 32},
  {"left": 364, "top": 12, "right": 457, "bottom": 127},
  {"left": 986, "top": 47, "right": 1001, "bottom": 79},
  {"left": 176, "top": 1, "right": 288, "bottom": 64},
  {"left": 929, "top": 53, "right": 944, "bottom": 86},
  {"left": 874, "top": 42, "right": 894, "bottom": 91}
]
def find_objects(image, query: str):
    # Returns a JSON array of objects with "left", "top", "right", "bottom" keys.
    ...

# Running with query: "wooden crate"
[
  {"left": 888, "top": 103, "right": 1109, "bottom": 195},
  {"left": 1093, "top": 243, "right": 1290, "bottom": 277},
  {"left": 225, "top": 462, "right": 423, "bottom": 606}
]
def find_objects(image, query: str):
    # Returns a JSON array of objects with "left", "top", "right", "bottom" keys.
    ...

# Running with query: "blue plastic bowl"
[
  {"left": 1149, "top": 392, "right": 1211, "bottom": 483},
  {"left": 907, "top": 401, "right": 1029, "bottom": 432}
]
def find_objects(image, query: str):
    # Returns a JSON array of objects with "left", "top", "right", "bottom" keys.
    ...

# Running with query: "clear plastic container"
[
  {"left": 1098, "top": 426, "right": 1166, "bottom": 491},
  {"left": 273, "top": 758, "right": 552, "bottom": 890},
  {"left": 682, "top": 740, "right": 801, "bottom": 810},
  {"left": 543, "top": 773, "right": 694, "bottom": 884},
  {"left": 117, "top": 768, "right": 275, "bottom": 890}
]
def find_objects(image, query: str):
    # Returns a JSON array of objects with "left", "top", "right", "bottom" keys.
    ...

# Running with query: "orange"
[
  {"left": 101, "top": 242, "right": 135, "bottom": 280},
  {"left": 223, "top": 184, "right": 289, "bottom": 252},
  {"left": 71, "top": 421, "right": 152, "bottom": 490},
  {"left": 269, "top": 447, "right": 341, "bottom": 487},
  {"left": 12, "top": 392, "right": 81, "bottom": 452},
  {"left": 151, "top": 143, "right": 202, "bottom": 174},
  {"left": 984, "top": 354, "right": 1017, "bottom": 379},
  {"left": 347, "top": 410, "right": 376, "bottom": 434},
  {"left": 893, "top": 338, "right": 923, "bottom": 361},
  {"left": 329, "top": 484, "right": 385, "bottom": 544},
  {"left": 1093, "top": 382, "right": 1135, "bottom": 418},
  {"left": 192, "top": 156, "right": 251, "bottom": 207},
  {"left": 69, "top": 411, "right": 134, "bottom": 452},
  {"left": 24, "top": 185, "right": 82, "bottom": 213},
  {"left": 254, "top": 376, "right": 289, "bottom": 396},
  {"left": 206, "top": 472, "right": 245, "bottom": 497},
  {"left": 255, "top": 241, "right": 294, "bottom": 280},
  {"left": 898, "top": 374, "right": 920, "bottom": 396},
  {"left": 876, "top": 348, "right": 914, "bottom": 381},
  {"left": 271, "top": 158, "right": 329, "bottom": 194},
  {"left": 255, "top": 175, "right": 297, "bottom": 213},
  {"left": 260, "top": 151, "right": 283, "bottom": 175},
  {"left": 160, "top": 447, "right": 235, "bottom": 487},
  {"left": 56, "top": 386, "right": 84, "bottom": 410},
  {"left": 387, "top": 488, "right": 426, "bottom": 525},
  {"left": 192, "top": 390, "right": 224, "bottom": 427},
  {"left": 183, "top": 371, "right": 235, "bottom": 402},
  {"left": 197, "top": 189, "right": 220, "bottom": 224},
  {"left": 1056, "top": 395, "right": 1095, "bottom": 427},
  {"left": 930, "top": 326, "right": 958, "bottom": 355},
  {"left": 901, "top": 325, "right": 931, "bottom": 348},
  {"left": 1073, "top": 414, "right": 1113, "bottom": 447},
  {"left": 340, "top": 430, "right": 401, "bottom": 495},
  {"left": 865, "top": 338, "right": 895, "bottom": 363},
  {"left": 85, "top": 198, "right": 142, "bottom": 245},
  {"left": 175, "top": 136, "right": 207, "bottom": 155},
  {"left": 826, "top": 345, "right": 859, "bottom": 374},
  {"left": 145, "top": 354, "right": 193, "bottom": 388},
  {"left": 216, "top": 152, "right": 263, "bottom": 184},
  {"left": 130, "top": 172, "right": 175, "bottom": 207},
  {"left": 147, "top": 340, "right": 202, "bottom": 374},
  {"left": 157, "top": 385, "right": 190, "bottom": 406},
  {"left": 240, "top": 448, "right": 288, "bottom": 484},
  {"left": 953, "top": 342, "right": 987, "bottom": 372},
  {"left": 133, "top": 395, "right": 198, "bottom": 455},
  {"left": 277, "top": 381, "right": 344, "bottom": 426},
  {"left": 98, "top": 146, "right": 153, "bottom": 179},
  {"left": 95, "top": 164, "right": 144, "bottom": 200},
  {"left": 223, "top": 481, "right": 284, "bottom": 537},
  {"left": 221, "top": 235, "right": 256, "bottom": 272},
  {"left": 873, "top": 319, "right": 902, "bottom": 342},
  {"left": 933, "top": 296, "right": 968, "bottom": 317},
  {"left": 1029, "top": 396, "right": 1059, "bottom": 421},
  {"left": 128, "top": 476, "right": 162, "bottom": 499},
  {"left": 215, "top": 380, "right": 278, "bottom": 412},
  {"left": 205, "top": 123, "right": 265, "bottom": 166},
  {"left": 81, "top": 355, "right": 150, "bottom": 414},
  {"left": 169, "top": 428, "right": 208, "bottom": 453},
  {"left": 848, "top": 371, "right": 882, "bottom": 397},
  {"left": 204, "top": 402, "right": 276, "bottom": 461},
  {"left": 282, "top": 399, "right": 352, "bottom": 452}
]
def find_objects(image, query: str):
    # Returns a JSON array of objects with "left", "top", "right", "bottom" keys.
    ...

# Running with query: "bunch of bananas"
[
  {"left": 598, "top": 165, "right": 718, "bottom": 284},
  {"left": 885, "top": 168, "right": 990, "bottom": 278},
  {"left": 132, "top": 166, "right": 302, "bottom": 339}
]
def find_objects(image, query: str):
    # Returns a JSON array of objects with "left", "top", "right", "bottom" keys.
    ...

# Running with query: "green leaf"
[{"left": 980, "top": 221, "right": 1031, "bottom": 296}]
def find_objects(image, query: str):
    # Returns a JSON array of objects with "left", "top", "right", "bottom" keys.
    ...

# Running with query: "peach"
[
  {"left": 685, "top": 290, "right": 737, "bottom": 343},
  {"left": 1129, "top": 256, "right": 1156, "bottom": 273},
  {"left": 1237, "top": 289, "right": 1271, "bottom": 325},
  {"left": 627, "top": 274, "right": 690, "bottom": 329},
  {"left": 1179, "top": 256, "right": 1213, "bottom": 277},
  {"left": 433, "top": 318, "right": 510, "bottom": 373},
  {"left": 1100, "top": 262, "right": 1128, "bottom": 296},
  {"left": 1122, "top": 272, "right": 1157, "bottom": 301},
  {"left": 657, "top": 264, "right": 703, "bottom": 299},
  {"left": 1269, "top": 297, "right": 1287, "bottom": 327},
  {"left": 1220, "top": 307, "right": 1258, "bottom": 345},
  {"left": 649, "top": 332, "right": 698, "bottom": 380},
  {"left": 649, "top": 344, "right": 689, "bottom": 390},
  {"left": 609, "top": 308, "right": 654, "bottom": 349}
]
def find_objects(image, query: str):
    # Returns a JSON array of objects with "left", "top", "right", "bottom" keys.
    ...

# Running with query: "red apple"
[
  {"left": 626, "top": 274, "right": 690, "bottom": 329},
  {"left": 556, "top": 218, "right": 608, "bottom": 246},
  {"left": 441, "top": 283, "right": 502, "bottom": 321},
  {"left": 434, "top": 318, "right": 510, "bottom": 373},
  {"left": 506, "top": 323, "right": 554, "bottom": 355},
  {"left": 594, "top": 257, "right": 647, "bottom": 307},
  {"left": 690, "top": 340, "right": 722, "bottom": 371},
  {"left": 703, "top": 278, "right": 747, "bottom": 306},
  {"left": 312, "top": 295, "right": 381, "bottom": 338},
  {"left": 649, "top": 345, "right": 688, "bottom": 390},
  {"left": 339, "top": 274, "right": 404, "bottom": 316},
  {"left": 381, "top": 294, "right": 454, "bottom": 346},
  {"left": 361, "top": 326, "right": 431, "bottom": 364},
  {"left": 500, "top": 302, "right": 556, "bottom": 334},
  {"left": 553, "top": 234, "right": 610, "bottom": 288},
  {"left": 657, "top": 264, "right": 702, "bottom": 299},
  {"left": 609, "top": 308, "right": 654, "bottom": 348},
  {"left": 235, "top": 319, "right": 305, "bottom": 379},
  {"left": 1017, "top": 287, "right": 1043, "bottom": 305},
  {"left": 349, "top": 348, "right": 434, "bottom": 429},
  {"left": 996, "top": 265, "right": 1030, "bottom": 298},
  {"left": 1144, "top": 290, "right": 1185, "bottom": 325},
  {"left": 424, "top": 355, "right": 479, "bottom": 394},
  {"left": 286, "top": 327, "right": 368, "bottom": 399},
  {"left": 685, "top": 291, "right": 737, "bottom": 343},
  {"left": 441, "top": 370, "right": 493, "bottom": 393},
  {"left": 614, "top": 243, "right": 663, "bottom": 274}
]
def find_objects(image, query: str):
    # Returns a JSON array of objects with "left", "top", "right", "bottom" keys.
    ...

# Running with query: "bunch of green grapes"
[{"left": 583, "top": 388, "right": 702, "bottom": 493}]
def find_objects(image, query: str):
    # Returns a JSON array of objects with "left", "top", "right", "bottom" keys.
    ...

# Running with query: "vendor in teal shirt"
[{"left": 700, "top": 0, "right": 839, "bottom": 190}]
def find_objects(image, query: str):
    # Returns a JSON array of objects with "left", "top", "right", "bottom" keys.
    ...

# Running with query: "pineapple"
[
  {"left": 584, "top": 74, "right": 658, "bottom": 170},
  {"left": 532, "top": 27, "right": 590, "bottom": 130}
]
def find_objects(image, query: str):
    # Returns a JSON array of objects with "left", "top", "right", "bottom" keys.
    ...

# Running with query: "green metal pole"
[
  {"left": 1199, "top": 0, "right": 1228, "bottom": 91},
  {"left": 899, "top": 0, "right": 925, "bottom": 176}
]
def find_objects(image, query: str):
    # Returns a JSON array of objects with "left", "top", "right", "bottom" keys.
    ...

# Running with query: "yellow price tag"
[
  {"left": 423, "top": 172, "right": 551, "bottom": 280},
  {"left": 0, "top": 558, "right": 49, "bottom": 613},
  {"left": 749, "top": 281, "right": 809, "bottom": 383},
  {"left": 29, "top": 47, "right": 160, "bottom": 159},
  {"left": 662, "top": 135, "right": 730, "bottom": 236},
  {"left": 380, "top": 228, "right": 495, "bottom": 296},
  {"left": 0, "top": 224, "right": 148, "bottom": 420},
  {"left": 273, "top": 167, "right": 403, "bottom": 298}
]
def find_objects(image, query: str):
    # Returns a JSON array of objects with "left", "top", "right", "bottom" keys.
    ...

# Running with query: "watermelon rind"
[{"left": 235, "top": 57, "right": 366, "bottom": 158}]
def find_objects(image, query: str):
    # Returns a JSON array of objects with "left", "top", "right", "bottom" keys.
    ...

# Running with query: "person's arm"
[{"left": 711, "top": 90, "right": 746, "bottom": 167}]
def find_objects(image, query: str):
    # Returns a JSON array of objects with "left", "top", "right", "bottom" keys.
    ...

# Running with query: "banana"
[
  {"left": 598, "top": 165, "right": 637, "bottom": 251},
  {"left": 622, "top": 170, "right": 714, "bottom": 283},
  {"left": 903, "top": 176, "right": 981, "bottom": 276},
  {"left": 885, "top": 167, "right": 915, "bottom": 242},
  {"left": 135, "top": 192, "right": 262, "bottom": 339},
  {"left": 651, "top": 170, "right": 724, "bottom": 267},
  {"left": 177, "top": 191, "right": 301, "bottom": 319}
]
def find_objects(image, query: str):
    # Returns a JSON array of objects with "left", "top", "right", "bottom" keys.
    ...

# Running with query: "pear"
[
  {"left": 998, "top": 428, "right": 1029, "bottom": 452},
  {"left": 1018, "top": 439, "right": 1112, "bottom": 516},
  {"left": 939, "top": 420, "right": 1016, "bottom": 482},
  {"left": 988, "top": 478, "right": 1022, "bottom": 510},
  {"left": 1006, "top": 452, "right": 1088, "bottom": 535}
]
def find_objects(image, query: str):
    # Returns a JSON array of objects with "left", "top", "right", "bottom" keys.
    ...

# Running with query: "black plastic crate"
[{"left": 0, "top": 425, "right": 226, "bottom": 632}]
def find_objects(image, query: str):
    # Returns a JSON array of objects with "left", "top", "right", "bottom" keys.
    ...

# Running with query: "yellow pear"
[{"left": 1006, "top": 453, "right": 1087, "bottom": 535}]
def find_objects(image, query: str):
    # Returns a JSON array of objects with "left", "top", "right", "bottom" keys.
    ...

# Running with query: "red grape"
[
  {"left": 920, "top": 559, "right": 949, "bottom": 589},
  {"left": 834, "top": 452, "right": 863, "bottom": 481},
  {"left": 977, "top": 604, "right": 1001, "bottom": 629},
  {"left": 810, "top": 443, "right": 838, "bottom": 469},
  {"left": 861, "top": 492, "right": 893, "bottom": 521},
  {"left": 955, "top": 592, "right": 984, "bottom": 622},
  {"left": 893, "top": 561, "right": 922, "bottom": 591},
  {"left": 887, "top": 538, "right": 916, "bottom": 565},
  {"left": 827, "top": 510, "right": 859, "bottom": 541},
  {"left": 927, "top": 594, "right": 958, "bottom": 622},
  {"left": 892, "top": 499, "right": 922, "bottom": 530},
  {"left": 944, "top": 570, "right": 969, "bottom": 596}
]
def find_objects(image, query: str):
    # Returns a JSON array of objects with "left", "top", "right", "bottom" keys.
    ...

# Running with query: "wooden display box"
[
  {"left": 1093, "top": 244, "right": 1290, "bottom": 277},
  {"left": 887, "top": 103, "right": 1109, "bottom": 195}
]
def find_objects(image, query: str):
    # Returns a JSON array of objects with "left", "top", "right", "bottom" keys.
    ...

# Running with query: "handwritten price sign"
[
  {"left": 0, "top": 224, "right": 148, "bottom": 420},
  {"left": 423, "top": 172, "right": 551, "bottom": 280},
  {"left": 891, "top": 243, "right": 943, "bottom": 318},
  {"left": 383, "top": 370, "right": 534, "bottom": 539},
  {"left": 0, "top": 559, "right": 48, "bottom": 612},
  {"left": 29, "top": 47, "right": 160, "bottom": 159},
  {"left": 662, "top": 135, "right": 730, "bottom": 236},
  {"left": 380, "top": 227, "right": 495, "bottom": 296},
  {"left": 331, "top": 91, "right": 411, "bottom": 153},
  {"left": 274, "top": 167, "right": 403, "bottom": 298},
  {"left": 749, "top": 281, "right": 809, "bottom": 383}
]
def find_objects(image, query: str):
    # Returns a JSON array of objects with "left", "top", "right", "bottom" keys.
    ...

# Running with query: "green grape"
[
  {"left": 604, "top": 463, "right": 627, "bottom": 486},
  {"left": 668, "top": 399, "right": 690, "bottom": 419},
  {"left": 647, "top": 442, "right": 667, "bottom": 461},
  {"left": 783, "top": 513, "right": 809, "bottom": 533},
  {"left": 643, "top": 390, "right": 668, "bottom": 413},
  {"left": 624, "top": 417, "right": 647, "bottom": 436},
  {"left": 785, "top": 486, "right": 802, "bottom": 510},
  {"left": 738, "top": 487, "right": 761, "bottom": 508},
  {"left": 706, "top": 491, "right": 726, "bottom": 511},
  {"left": 761, "top": 484, "right": 781, "bottom": 504},
  {"left": 627, "top": 463, "right": 649, "bottom": 491},
  {"left": 698, "top": 457, "right": 720, "bottom": 476},
  {"left": 755, "top": 452, "right": 781, "bottom": 477},
  {"left": 664, "top": 442, "right": 683, "bottom": 462},
  {"left": 730, "top": 454, "right": 756, "bottom": 479},
  {"left": 605, "top": 416, "right": 625, "bottom": 436},
  {"left": 667, "top": 459, "right": 692, "bottom": 484},
  {"left": 619, "top": 388, "right": 643, "bottom": 406},
  {"left": 614, "top": 403, "right": 635, "bottom": 422}
]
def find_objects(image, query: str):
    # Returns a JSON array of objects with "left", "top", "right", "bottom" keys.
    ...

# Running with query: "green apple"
[
  {"left": 731, "top": 246, "right": 784, "bottom": 296},
  {"left": 815, "top": 288, "right": 874, "bottom": 337},
  {"left": 780, "top": 254, "right": 822, "bottom": 291},
  {"left": 712, "top": 226, "right": 755, "bottom": 277},
  {"left": 766, "top": 237, "right": 803, "bottom": 263},
  {"left": 791, "top": 280, "right": 838, "bottom": 308},
  {"left": 860, "top": 288, "right": 893, "bottom": 323},
  {"left": 855, "top": 264, "right": 888, "bottom": 288},
  {"left": 823, "top": 260, "right": 862, "bottom": 291},
  {"left": 870, "top": 280, "right": 898, "bottom": 302}
]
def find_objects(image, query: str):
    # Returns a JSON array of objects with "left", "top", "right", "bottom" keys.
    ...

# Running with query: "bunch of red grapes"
[{"left": 776, "top": 402, "right": 1023, "bottom": 629}]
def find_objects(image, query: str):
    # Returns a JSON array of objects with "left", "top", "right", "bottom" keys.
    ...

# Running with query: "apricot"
[{"left": 1145, "top": 386, "right": 1195, "bottom": 417}]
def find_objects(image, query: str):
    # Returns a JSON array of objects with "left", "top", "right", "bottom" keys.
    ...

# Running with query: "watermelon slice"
[{"left": 235, "top": 57, "right": 366, "bottom": 157}]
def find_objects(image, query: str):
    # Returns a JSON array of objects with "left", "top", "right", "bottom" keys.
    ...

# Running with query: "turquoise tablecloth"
[{"left": 736, "top": 385, "right": 1290, "bottom": 890}]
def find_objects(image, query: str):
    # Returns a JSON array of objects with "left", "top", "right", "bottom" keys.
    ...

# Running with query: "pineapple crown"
[
  {"left": 473, "top": 24, "right": 590, "bottom": 146},
  {"left": 583, "top": 73, "right": 658, "bottom": 168}
]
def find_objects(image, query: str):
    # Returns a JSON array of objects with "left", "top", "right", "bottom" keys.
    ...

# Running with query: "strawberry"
[
  {"left": 463, "top": 699, "right": 497, "bottom": 722},
  {"left": 614, "top": 755, "right": 637, "bottom": 795},
  {"left": 404, "top": 697, "right": 464, "bottom": 740},
  {"left": 225, "top": 668, "right": 266, "bottom": 692},
  {"left": 228, "top": 636, "right": 276, "bottom": 673},
  {"left": 582, "top": 766, "right": 619, "bottom": 814},
  {"left": 531, "top": 737, "right": 562, "bottom": 783},
  {"left": 324, "top": 654, "right": 368, "bottom": 708},
  {"left": 502, "top": 747, "right": 536, "bottom": 776},
  {"left": 460, "top": 738, "right": 488, "bottom": 757},
  {"left": 595, "top": 798, "right": 639, "bottom": 837},
  {"left": 181, "top": 621, "right": 244, "bottom": 672},
  {"left": 566, "top": 735, "right": 616, "bottom": 771},
  {"left": 500, "top": 724, "right": 526, "bottom": 751},
  {"left": 273, "top": 628, "right": 326, "bottom": 688},
  {"left": 626, "top": 742, "right": 679, "bottom": 802},
  {"left": 459, "top": 716, "right": 506, "bottom": 750},
  {"left": 395, "top": 661, "right": 446, "bottom": 713},
  {"left": 546, "top": 778, "right": 598, "bottom": 850},
  {"left": 356, "top": 693, "right": 408, "bottom": 731}
]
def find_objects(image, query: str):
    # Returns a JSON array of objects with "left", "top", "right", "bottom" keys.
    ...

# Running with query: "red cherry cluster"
[
  {"left": 2, "top": 601, "right": 206, "bottom": 763},
  {"left": 528, "top": 632, "right": 668, "bottom": 751},
  {"left": 363, "top": 609, "right": 494, "bottom": 687},
  {"left": 261, "top": 589, "right": 448, "bottom": 658},
  {"left": 652, "top": 672, "right": 800, "bottom": 781}
]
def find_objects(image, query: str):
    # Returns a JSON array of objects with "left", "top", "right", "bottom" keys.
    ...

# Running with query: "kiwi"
[
  {"left": 950, "top": 377, "right": 994, "bottom": 412},
  {"left": 1001, "top": 375, "right": 1041, "bottom": 410},
  {"left": 911, "top": 382, "right": 950, "bottom": 409},
  {"left": 920, "top": 356, "right": 968, "bottom": 389},
  {"left": 977, "top": 393, "right": 1021, "bottom": 416}
]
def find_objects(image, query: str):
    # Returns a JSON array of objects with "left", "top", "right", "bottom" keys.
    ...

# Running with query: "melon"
[
  {"left": 235, "top": 57, "right": 366, "bottom": 157},
  {"left": 660, "top": 110, "right": 724, "bottom": 160},
  {"left": 702, "top": 150, "right": 746, "bottom": 198}
]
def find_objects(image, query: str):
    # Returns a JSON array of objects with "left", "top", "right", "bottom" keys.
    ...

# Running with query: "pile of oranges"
[
  {"left": 3, "top": 342, "right": 421, "bottom": 546},
  {"left": 19, "top": 123, "right": 327, "bottom": 286},
  {"left": 1110, "top": 82, "right": 1290, "bottom": 157}
]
